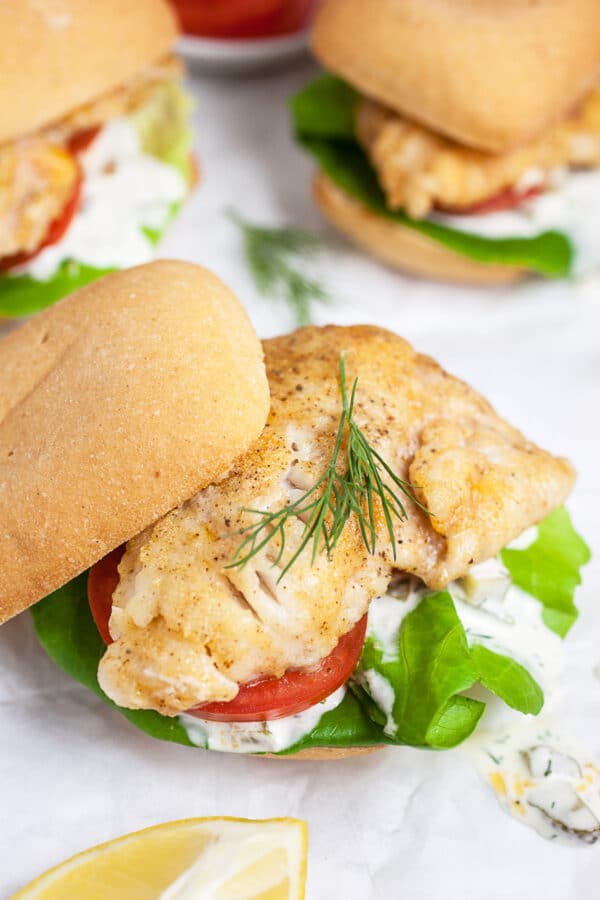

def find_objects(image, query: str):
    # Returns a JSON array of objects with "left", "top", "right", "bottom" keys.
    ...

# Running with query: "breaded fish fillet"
[
  {"left": 357, "top": 87, "right": 600, "bottom": 218},
  {"left": 98, "top": 326, "right": 574, "bottom": 716},
  {"left": 0, "top": 141, "right": 78, "bottom": 258}
]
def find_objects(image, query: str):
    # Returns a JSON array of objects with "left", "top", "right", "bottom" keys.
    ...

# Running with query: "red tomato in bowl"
[
  {"left": 172, "top": 0, "right": 317, "bottom": 38},
  {"left": 88, "top": 546, "right": 367, "bottom": 721}
]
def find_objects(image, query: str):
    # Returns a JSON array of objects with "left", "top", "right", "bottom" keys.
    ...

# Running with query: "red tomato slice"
[
  {"left": 190, "top": 614, "right": 368, "bottom": 722},
  {"left": 88, "top": 545, "right": 367, "bottom": 721},
  {"left": 68, "top": 126, "right": 101, "bottom": 157},
  {"left": 88, "top": 546, "right": 125, "bottom": 646},
  {"left": 172, "top": 0, "right": 315, "bottom": 38},
  {"left": 0, "top": 127, "right": 98, "bottom": 273},
  {"left": 0, "top": 172, "right": 82, "bottom": 273},
  {"left": 439, "top": 184, "right": 544, "bottom": 216}
]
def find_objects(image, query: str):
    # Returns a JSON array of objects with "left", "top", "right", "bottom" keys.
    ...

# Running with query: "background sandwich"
[
  {"left": 0, "top": 261, "right": 589, "bottom": 761},
  {"left": 0, "top": 0, "right": 195, "bottom": 317},
  {"left": 291, "top": 0, "right": 600, "bottom": 284}
]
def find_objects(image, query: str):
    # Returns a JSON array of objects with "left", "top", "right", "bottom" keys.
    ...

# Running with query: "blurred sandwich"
[
  {"left": 0, "top": 0, "right": 195, "bottom": 317},
  {"left": 292, "top": 0, "right": 600, "bottom": 284}
]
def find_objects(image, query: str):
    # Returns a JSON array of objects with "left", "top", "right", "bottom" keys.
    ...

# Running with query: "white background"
[{"left": 1, "top": 59, "right": 599, "bottom": 898}]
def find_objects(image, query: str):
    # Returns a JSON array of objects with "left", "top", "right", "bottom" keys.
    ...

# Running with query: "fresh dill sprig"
[
  {"left": 230, "top": 211, "right": 329, "bottom": 326},
  {"left": 228, "top": 355, "right": 428, "bottom": 581}
]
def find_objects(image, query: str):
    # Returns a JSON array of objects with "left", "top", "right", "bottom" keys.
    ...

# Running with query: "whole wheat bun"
[
  {"left": 0, "top": 0, "right": 179, "bottom": 144},
  {"left": 0, "top": 261, "right": 270, "bottom": 625},
  {"left": 314, "top": 174, "right": 524, "bottom": 285},
  {"left": 312, "top": 0, "right": 600, "bottom": 152}
]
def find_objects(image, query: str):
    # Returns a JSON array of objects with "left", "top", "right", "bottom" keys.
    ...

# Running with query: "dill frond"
[
  {"left": 228, "top": 355, "right": 428, "bottom": 580},
  {"left": 230, "top": 211, "right": 329, "bottom": 326}
]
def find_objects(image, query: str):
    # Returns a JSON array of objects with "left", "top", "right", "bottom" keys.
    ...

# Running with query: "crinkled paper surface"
[{"left": 1, "top": 62, "right": 599, "bottom": 899}]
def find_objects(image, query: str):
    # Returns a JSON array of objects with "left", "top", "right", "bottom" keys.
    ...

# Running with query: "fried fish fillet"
[
  {"left": 0, "top": 141, "right": 78, "bottom": 258},
  {"left": 356, "top": 86, "right": 600, "bottom": 218},
  {"left": 98, "top": 326, "right": 574, "bottom": 716},
  {"left": 0, "top": 55, "right": 181, "bottom": 260}
]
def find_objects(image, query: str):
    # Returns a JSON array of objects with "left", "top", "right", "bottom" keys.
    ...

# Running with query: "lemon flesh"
[{"left": 12, "top": 817, "right": 307, "bottom": 900}]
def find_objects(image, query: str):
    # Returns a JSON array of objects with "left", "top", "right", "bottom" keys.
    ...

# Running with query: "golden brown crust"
[
  {"left": 0, "top": 141, "right": 79, "bottom": 258},
  {"left": 356, "top": 88, "right": 600, "bottom": 219},
  {"left": 0, "top": 262, "right": 270, "bottom": 625},
  {"left": 314, "top": 173, "right": 524, "bottom": 285},
  {"left": 0, "top": 0, "right": 179, "bottom": 144},
  {"left": 261, "top": 746, "right": 385, "bottom": 761},
  {"left": 312, "top": 0, "right": 600, "bottom": 152},
  {"left": 97, "top": 322, "right": 573, "bottom": 715}
]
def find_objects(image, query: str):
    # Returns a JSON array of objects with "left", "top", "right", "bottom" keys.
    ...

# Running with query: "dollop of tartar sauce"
[
  {"left": 179, "top": 686, "right": 346, "bottom": 754},
  {"left": 354, "top": 668, "right": 396, "bottom": 736},
  {"left": 363, "top": 587, "right": 421, "bottom": 660},
  {"left": 21, "top": 118, "right": 186, "bottom": 280},
  {"left": 454, "top": 539, "right": 600, "bottom": 843},
  {"left": 465, "top": 719, "right": 600, "bottom": 844},
  {"left": 433, "top": 169, "right": 600, "bottom": 275}
]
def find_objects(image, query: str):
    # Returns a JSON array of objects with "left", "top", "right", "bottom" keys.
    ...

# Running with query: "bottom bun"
[
  {"left": 261, "top": 745, "right": 385, "bottom": 761},
  {"left": 314, "top": 174, "right": 525, "bottom": 286}
]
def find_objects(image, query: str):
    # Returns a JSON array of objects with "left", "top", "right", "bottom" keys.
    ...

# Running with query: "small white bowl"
[{"left": 177, "top": 30, "right": 310, "bottom": 74}]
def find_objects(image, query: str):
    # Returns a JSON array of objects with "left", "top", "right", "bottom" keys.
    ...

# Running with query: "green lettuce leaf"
[
  {"left": 0, "top": 81, "right": 192, "bottom": 318},
  {"left": 292, "top": 74, "right": 358, "bottom": 140},
  {"left": 469, "top": 644, "right": 544, "bottom": 715},
  {"left": 370, "top": 592, "right": 484, "bottom": 748},
  {"left": 355, "top": 593, "right": 545, "bottom": 748},
  {"left": 290, "top": 75, "right": 573, "bottom": 277},
  {"left": 279, "top": 693, "right": 386, "bottom": 755},
  {"left": 0, "top": 261, "right": 113, "bottom": 317},
  {"left": 388, "top": 592, "right": 483, "bottom": 748},
  {"left": 501, "top": 507, "right": 591, "bottom": 637},
  {"left": 131, "top": 80, "right": 194, "bottom": 182}
]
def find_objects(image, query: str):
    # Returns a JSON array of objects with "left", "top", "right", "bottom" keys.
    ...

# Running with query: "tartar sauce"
[
  {"left": 179, "top": 686, "right": 346, "bottom": 754},
  {"left": 454, "top": 549, "right": 600, "bottom": 843},
  {"left": 466, "top": 719, "right": 600, "bottom": 844},
  {"left": 20, "top": 118, "right": 186, "bottom": 280},
  {"left": 433, "top": 169, "right": 600, "bottom": 275}
]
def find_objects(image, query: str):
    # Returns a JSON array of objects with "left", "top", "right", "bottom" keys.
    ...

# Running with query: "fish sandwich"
[
  {"left": 0, "top": 262, "right": 589, "bottom": 759},
  {"left": 292, "top": 0, "right": 600, "bottom": 284},
  {"left": 0, "top": 0, "right": 195, "bottom": 317}
]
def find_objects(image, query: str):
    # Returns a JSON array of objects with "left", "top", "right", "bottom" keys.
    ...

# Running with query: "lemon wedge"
[{"left": 12, "top": 817, "right": 308, "bottom": 900}]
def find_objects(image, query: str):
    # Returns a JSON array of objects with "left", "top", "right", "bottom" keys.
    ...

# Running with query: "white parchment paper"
[{"left": 1, "top": 62, "right": 599, "bottom": 899}]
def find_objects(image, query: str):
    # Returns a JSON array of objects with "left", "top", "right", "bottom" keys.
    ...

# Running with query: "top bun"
[
  {"left": 0, "top": 261, "right": 270, "bottom": 625},
  {"left": 312, "top": 0, "right": 600, "bottom": 152},
  {"left": 0, "top": 0, "right": 179, "bottom": 144}
]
